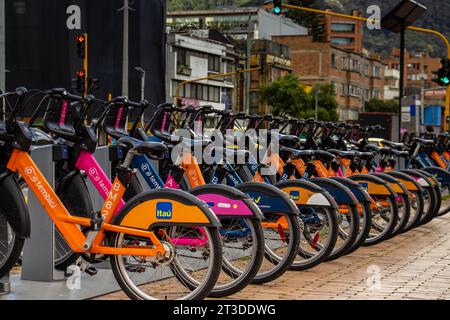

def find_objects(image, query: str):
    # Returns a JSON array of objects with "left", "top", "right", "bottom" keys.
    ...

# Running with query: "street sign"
[{"left": 402, "top": 113, "right": 411, "bottom": 123}]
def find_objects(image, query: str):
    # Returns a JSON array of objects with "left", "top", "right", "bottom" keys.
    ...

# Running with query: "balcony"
[{"left": 177, "top": 64, "right": 192, "bottom": 76}]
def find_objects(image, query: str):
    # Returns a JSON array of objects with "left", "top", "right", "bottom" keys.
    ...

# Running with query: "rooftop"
[{"left": 168, "top": 7, "right": 260, "bottom": 17}]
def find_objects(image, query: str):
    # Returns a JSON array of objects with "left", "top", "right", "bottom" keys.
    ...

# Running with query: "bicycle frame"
[{"left": 7, "top": 148, "right": 164, "bottom": 257}]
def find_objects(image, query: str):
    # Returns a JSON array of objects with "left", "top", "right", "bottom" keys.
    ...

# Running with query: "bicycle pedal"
[{"left": 85, "top": 266, "right": 98, "bottom": 276}]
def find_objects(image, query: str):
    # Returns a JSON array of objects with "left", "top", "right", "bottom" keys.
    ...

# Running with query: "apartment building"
[
  {"left": 383, "top": 48, "right": 442, "bottom": 94},
  {"left": 273, "top": 35, "right": 385, "bottom": 121},
  {"left": 167, "top": 7, "right": 307, "bottom": 41},
  {"left": 167, "top": 32, "right": 236, "bottom": 110},
  {"left": 324, "top": 9, "right": 365, "bottom": 54}
]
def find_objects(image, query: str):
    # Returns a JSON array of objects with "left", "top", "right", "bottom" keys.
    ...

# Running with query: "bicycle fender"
[
  {"left": 274, "top": 180, "right": 338, "bottom": 209},
  {"left": 310, "top": 178, "right": 358, "bottom": 205},
  {"left": 347, "top": 174, "right": 396, "bottom": 196},
  {"left": 420, "top": 167, "right": 450, "bottom": 186},
  {"left": 113, "top": 188, "right": 221, "bottom": 229},
  {"left": 236, "top": 182, "right": 301, "bottom": 215},
  {"left": 0, "top": 173, "right": 31, "bottom": 238},
  {"left": 329, "top": 177, "right": 372, "bottom": 203},
  {"left": 384, "top": 171, "right": 423, "bottom": 193},
  {"left": 372, "top": 173, "right": 407, "bottom": 195},
  {"left": 399, "top": 169, "right": 434, "bottom": 188},
  {"left": 190, "top": 184, "right": 263, "bottom": 220}
]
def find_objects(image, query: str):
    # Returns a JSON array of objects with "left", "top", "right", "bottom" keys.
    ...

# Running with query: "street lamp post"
[{"left": 135, "top": 67, "right": 146, "bottom": 124}]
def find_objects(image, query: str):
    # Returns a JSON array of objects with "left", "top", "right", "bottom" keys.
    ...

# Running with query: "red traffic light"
[
  {"left": 76, "top": 35, "right": 86, "bottom": 43},
  {"left": 76, "top": 70, "right": 86, "bottom": 78}
]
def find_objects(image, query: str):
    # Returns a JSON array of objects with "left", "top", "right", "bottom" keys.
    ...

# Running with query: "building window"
[
  {"left": 331, "top": 23, "right": 356, "bottom": 33},
  {"left": 331, "top": 54, "right": 337, "bottom": 68},
  {"left": 174, "top": 47, "right": 188, "bottom": 67},
  {"left": 209, "top": 86, "right": 220, "bottom": 102},
  {"left": 250, "top": 92, "right": 259, "bottom": 107},
  {"left": 340, "top": 83, "right": 346, "bottom": 96},
  {"left": 372, "top": 89, "right": 380, "bottom": 99},
  {"left": 373, "top": 66, "right": 381, "bottom": 78},
  {"left": 351, "top": 59, "right": 360, "bottom": 73},
  {"left": 331, "top": 37, "right": 354, "bottom": 46},
  {"left": 208, "top": 55, "right": 221, "bottom": 73}
]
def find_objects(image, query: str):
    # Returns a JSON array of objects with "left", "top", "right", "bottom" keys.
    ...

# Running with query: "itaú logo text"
[
  {"left": 88, "top": 167, "right": 109, "bottom": 197},
  {"left": 24, "top": 166, "right": 57, "bottom": 209}
]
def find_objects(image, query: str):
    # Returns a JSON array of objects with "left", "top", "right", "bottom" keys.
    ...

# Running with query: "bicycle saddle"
[
  {"left": 280, "top": 147, "right": 314, "bottom": 159},
  {"left": 118, "top": 137, "right": 168, "bottom": 160},
  {"left": 312, "top": 150, "right": 336, "bottom": 162},
  {"left": 363, "top": 144, "right": 380, "bottom": 152},
  {"left": 413, "top": 138, "right": 435, "bottom": 146},
  {"left": 388, "top": 149, "right": 410, "bottom": 157},
  {"left": 381, "top": 140, "right": 405, "bottom": 149},
  {"left": 327, "top": 149, "right": 357, "bottom": 158}
]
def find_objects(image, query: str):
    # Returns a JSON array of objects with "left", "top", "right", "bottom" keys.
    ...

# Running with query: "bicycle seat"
[
  {"left": 381, "top": 140, "right": 405, "bottom": 149},
  {"left": 118, "top": 137, "right": 168, "bottom": 160},
  {"left": 355, "top": 152, "right": 374, "bottom": 160},
  {"left": 211, "top": 147, "right": 250, "bottom": 162},
  {"left": 29, "top": 127, "right": 55, "bottom": 146},
  {"left": 363, "top": 144, "right": 380, "bottom": 152},
  {"left": 327, "top": 149, "right": 357, "bottom": 158},
  {"left": 280, "top": 147, "right": 314, "bottom": 159},
  {"left": 389, "top": 149, "right": 409, "bottom": 157},
  {"left": 413, "top": 138, "right": 435, "bottom": 146},
  {"left": 312, "top": 150, "right": 336, "bottom": 162}
]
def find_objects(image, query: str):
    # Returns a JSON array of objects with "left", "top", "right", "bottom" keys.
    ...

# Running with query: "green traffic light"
[
  {"left": 442, "top": 77, "right": 450, "bottom": 85},
  {"left": 273, "top": 7, "right": 281, "bottom": 14}
]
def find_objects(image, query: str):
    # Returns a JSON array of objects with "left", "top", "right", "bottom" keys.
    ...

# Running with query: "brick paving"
[{"left": 97, "top": 209, "right": 450, "bottom": 300}]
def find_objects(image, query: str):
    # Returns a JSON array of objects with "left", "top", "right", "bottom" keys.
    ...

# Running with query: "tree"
[
  {"left": 260, "top": 74, "right": 339, "bottom": 121},
  {"left": 365, "top": 99, "right": 399, "bottom": 113},
  {"left": 259, "top": 74, "right": 309, "bottom": 116}
]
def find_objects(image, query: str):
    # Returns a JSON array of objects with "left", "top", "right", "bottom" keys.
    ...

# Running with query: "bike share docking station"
[{"left": 1, "top": 145, "right": 152, "bottom": 299}]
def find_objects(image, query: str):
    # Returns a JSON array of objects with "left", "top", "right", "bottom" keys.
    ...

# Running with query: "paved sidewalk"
[{"left": 97, "top": 211, "right": 450, "bottom": 300}]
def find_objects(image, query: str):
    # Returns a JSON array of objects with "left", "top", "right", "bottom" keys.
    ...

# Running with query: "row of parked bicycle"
[{"left": 1, "top": 87, "right": 449, "bottom": 300}]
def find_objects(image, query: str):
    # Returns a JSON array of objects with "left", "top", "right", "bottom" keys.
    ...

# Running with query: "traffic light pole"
[
  {"left": 84, "top": 34, "right": 89, "bottom": 96},
  {"left": 399, "top": 20, "right": 406, "bottom": 140},
  {"left": 281, "top": 3, "right": 450, "bottom": 132}
]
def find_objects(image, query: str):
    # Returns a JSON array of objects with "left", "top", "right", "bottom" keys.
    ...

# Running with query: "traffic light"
[
  {"left": 72, "top": 69, "right": 86, "bottom": 94},
  {"left": 432, "top": 58, "right": 450, "bottom": 86},
  {"left": 273, "top": 0, "right": 282, "bottom": 15},
  {"left": 76, "top": 34, "right": 86, "bottom": 59}
]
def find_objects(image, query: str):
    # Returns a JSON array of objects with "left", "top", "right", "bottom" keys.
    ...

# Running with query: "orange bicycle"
[{"left": 0, "top": 88, "right": 223, "bottom": 300}]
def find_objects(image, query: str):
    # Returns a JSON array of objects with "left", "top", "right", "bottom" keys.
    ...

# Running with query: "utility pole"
[
  {"left": 245, "top": 15, "right": 252, "bottom": 114},
  {"left": 0, "top": 0, "right": 5, "bottom": 93},
  {"left": 315, "top": 89, "right": 319, "bottom": 121},
  {"left": 119, "top": 0, "right": 132, "bottom": 97}
]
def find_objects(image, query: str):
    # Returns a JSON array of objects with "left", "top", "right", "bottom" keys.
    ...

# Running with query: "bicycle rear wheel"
[
  {"left": 252, "top": 212, "right": 300, "bottom": 284},
  {"left": 364, "top": 196, "right": 398, "bottom": 246},
  {"left": 110, "top": 225, "right": 222, "bottom": 300},
  {"left": 291, "top": 207, "right": 338, "bottom": 270},
  {"left": 209, "top": 217, "right": 264, "bottom": 298}
]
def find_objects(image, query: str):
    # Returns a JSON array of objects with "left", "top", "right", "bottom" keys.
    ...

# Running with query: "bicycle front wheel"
[{"left": 110, "top": 225, "right": 222, "bottom": 300}]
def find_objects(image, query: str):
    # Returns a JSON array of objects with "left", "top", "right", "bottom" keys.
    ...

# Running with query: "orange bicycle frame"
[{"left": 7, "top": 149, "right": 165, "bottom": 257}]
